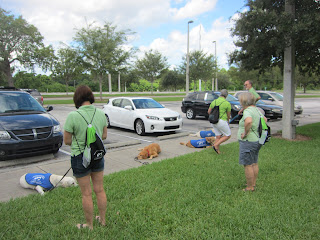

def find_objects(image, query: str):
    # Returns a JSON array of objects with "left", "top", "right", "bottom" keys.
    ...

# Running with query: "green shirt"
[
  {"left": 64, "top": 105, "right": 107, "bottom": 156},
  {"left": 209, "top": 97, "right": 231, "bottom": 122},
  {"left": 249, "top": 87, "right": 260, "bottom": 101},
  {"left": 237, "top": 106, "right": 261, "bottom": 142}
]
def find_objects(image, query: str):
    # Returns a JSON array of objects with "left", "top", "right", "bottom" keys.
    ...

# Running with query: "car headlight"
[
  {"left": 146, "top": 115, "right": 161, "bottom": 121},
  {"left": 53, "top": 125, "right": 61, "bottom": 133},
  {"left": 272, "top": 109, "right": 282, "bottom": 113},
  {"left": 232, "top": 104, "right": 241, "bottom": 111},
  {"left": 0, "top": 131, "right": 11, "bottom": 140}
]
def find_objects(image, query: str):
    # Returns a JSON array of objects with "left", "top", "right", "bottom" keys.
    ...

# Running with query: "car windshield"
[
  {"left": 0, "top": 92, "right": 45, "bottom": 114},
  {"left": 132, "top": 99, "right": 164, "bottom": 109},
  {"left": 270, "top": 92, "right": 283, "bottom": 101}
]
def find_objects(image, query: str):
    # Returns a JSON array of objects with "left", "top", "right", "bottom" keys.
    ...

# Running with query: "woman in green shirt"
[
  {"left": 238, "top": 92, "right": 267, "bottom": 192},
  {"left": 64, "top": 85, "right": 108, "bottom": 230}
]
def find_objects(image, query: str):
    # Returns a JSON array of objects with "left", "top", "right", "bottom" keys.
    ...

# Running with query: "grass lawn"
[{"left": 1, "top": 123, "right": 319, "bottom": 239}]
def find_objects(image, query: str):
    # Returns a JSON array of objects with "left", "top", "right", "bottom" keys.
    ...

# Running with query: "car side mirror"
[
  {"left": 46, "top": 106, "right": 53, "bottom": 112},
  {"left": 124, "top": 105, "right": 133, "bottom": 110},
  {"left": 268, "top": 97, "right": 274, "bottom": 101}
]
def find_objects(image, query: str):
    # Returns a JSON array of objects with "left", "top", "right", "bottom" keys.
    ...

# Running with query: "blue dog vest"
[
  {"left": 25, "top": 173, "right": 54, "bottom": 190},
  {"left": 200, "top": 130, "right": 215, "bottom": 138},
  {"left": 190, "top": 139, "right": 212, "bottom": 148}
]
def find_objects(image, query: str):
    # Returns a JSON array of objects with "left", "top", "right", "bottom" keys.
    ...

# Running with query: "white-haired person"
[
  {"left": 237, "top": 92, "right": 267, "bottom": 192},
  {"left": 207, "top": 89, "right": 231, "bottom": 154}
]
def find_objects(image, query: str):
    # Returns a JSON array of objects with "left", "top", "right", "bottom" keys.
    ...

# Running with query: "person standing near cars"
[
  {"left": 237, "top": 92, "right": 267, "bottom": 192},
  {"left": 244, "top": 80, "right": 261, "bottom": 102},
  {"left": 238, "top": 80, "right": 261, "bottom": 115},
  {"left": 64, "top": 85, "right": 108, "bottom": 230},
  {"left": 207, "top": 89, "right": 231, "bottom": 154}
]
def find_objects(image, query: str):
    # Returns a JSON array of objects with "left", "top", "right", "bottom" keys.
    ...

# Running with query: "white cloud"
[
  {"left": 140, "top": 14, "right": 237, "bottom": 69},
  {"left": 171, "top": 0, "right": 218, "bottom": 20}
]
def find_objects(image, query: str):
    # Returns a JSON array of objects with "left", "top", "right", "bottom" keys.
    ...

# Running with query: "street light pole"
[
  {"left": 212, "top": 41, "right": 217, "bottom": 91},
  {"left": 186, "top": 20, "right": 193, "bottom": 94}
]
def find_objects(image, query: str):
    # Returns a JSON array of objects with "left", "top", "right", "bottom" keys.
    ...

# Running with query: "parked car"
[
  {"left": 181, "top": 91, "right": 283, "bottom": 121},
  {"left": 0, "top": 88, "right": 63, "bottom": 160},
  {"left": 234, "top": 90, "right": 303, "bottom": 114},
  {"left": 20, "top": 89, "right": 44, "bottom": 105},
  {"left": 181, "top": 91, "right": 242, "bottom": 120},
  {"left": 103, "top": 97, "right": 183, "bottom": 135}
]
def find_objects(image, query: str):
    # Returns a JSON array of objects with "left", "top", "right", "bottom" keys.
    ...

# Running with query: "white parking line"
[
  {"left": 108, "top": 132, "right": 153, "bottom": 143},
  {"left": 59, "top": 149, "right": 71, "bottom": 155}
]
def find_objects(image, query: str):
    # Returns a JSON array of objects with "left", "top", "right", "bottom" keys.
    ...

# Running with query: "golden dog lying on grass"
[
  {"left": 137, "top": 143, "right": 161, "bottom": 160},
  {"left": 180, "top": 136, "right": 216, "bottom": 148}
]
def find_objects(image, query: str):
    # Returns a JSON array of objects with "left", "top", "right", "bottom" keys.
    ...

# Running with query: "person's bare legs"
[
  {"left": 213, "top": 135, "right": 231, "bottom": 154},
  {"left": 252, "top": 163, "right": 259, "bottom": 187},
  {"left": 244, "top": 165, "right": 255, "bottom": 191},
  {"left": 91, "top": 171, "right": 107, "bottom": 226},
  {"left": 76, "top": 175, "right": 94, "bottom": 229}
]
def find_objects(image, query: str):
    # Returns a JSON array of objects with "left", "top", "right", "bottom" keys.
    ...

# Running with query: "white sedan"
[{"left": 102, "top": 97, "right": 183, "bottom": 135}]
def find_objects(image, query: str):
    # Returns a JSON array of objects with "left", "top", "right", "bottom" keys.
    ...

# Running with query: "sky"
[{"left": 1, "top": 0, "right": 247, "bottom": 70}]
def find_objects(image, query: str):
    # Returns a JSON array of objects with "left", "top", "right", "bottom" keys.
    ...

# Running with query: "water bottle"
[{"left": 259, "top": 130, "right": 268, "bottom": 144}]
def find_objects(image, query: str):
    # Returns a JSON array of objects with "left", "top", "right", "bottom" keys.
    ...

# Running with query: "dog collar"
[{"left": 147, "top": 149, "right": 150, "bottom": 157}]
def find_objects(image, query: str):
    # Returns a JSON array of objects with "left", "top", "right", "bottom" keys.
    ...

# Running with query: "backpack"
[
  {"left": 253, "top": 108, "right": 271, "bottom": 145},
  {"left": 75, "top": 108, "right": 106, "bottom": 168},
  {"left": 208, "top": 100, "right": 226, "bottom": 124}
]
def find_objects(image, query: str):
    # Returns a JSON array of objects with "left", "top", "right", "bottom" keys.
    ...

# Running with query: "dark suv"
[
  {"left": 0, "top": 88, "right": 63, "bottom": 160},
  {"left": 181, "top": 91, "right": 242, "bottom": 120}
]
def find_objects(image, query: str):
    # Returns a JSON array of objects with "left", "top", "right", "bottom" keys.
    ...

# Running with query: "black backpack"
[
  {"left": 75, "top": 109, "right": 106, "bottom": 164},
  {"left": 208, "top": 101, "right": 226, "bottom": 124}
]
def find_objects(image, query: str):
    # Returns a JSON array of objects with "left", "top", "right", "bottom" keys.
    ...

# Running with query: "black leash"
[
  {"left": 47, "top": 167, "right": 72, "bottom": 192},
  {"left": 134, "top": 157, "right": 149, "bottom": 165}
]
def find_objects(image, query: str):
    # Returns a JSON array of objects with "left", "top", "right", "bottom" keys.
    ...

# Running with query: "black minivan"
[{"left": 0, "top": 89, "right": 63, "bottom": 160}]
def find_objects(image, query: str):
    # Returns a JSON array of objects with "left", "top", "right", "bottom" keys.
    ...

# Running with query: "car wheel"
[
  {"left": 52, "top": 148, "right": 59, "bottom": 154},
  {"left": 105, "top": 114, "right": 111, "bottom": 128},
  {"left": 186, "top": 108, "right": 196, "bottom": 119},
  {"left": 135, "top": 119, "right": 145, "bottom": 136}
]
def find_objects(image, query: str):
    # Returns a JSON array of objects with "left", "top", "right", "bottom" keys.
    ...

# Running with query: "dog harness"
[
  {"left": 25, "top": 173, "right": 54, "bottom": 190},
  {"left": 200, "top": 130, "right": 215, "bottom": 138},
  {"left": 190, "top": 139, "right": 212, "bottom": 148}
]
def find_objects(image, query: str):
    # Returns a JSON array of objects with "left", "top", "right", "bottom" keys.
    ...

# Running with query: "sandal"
[
  {"left": 242, "top": 188, "right": 255, "bottom": 192},
  {"left": 76, "top": 224, "right": 90, "bottom": 229},
  {"left": 95, "top": 216, "right": 106, "bottom": 226}
]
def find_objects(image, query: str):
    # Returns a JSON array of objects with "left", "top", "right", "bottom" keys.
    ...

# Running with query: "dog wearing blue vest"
[
  {"left": 20, "top": 173, "right": 77, "bottom": 195},
  {"left": 180, "top": 136, "right": 216, "bottom": 148},
  {"left": 189, "top": 129, "right": 215, "bottom": 138}
]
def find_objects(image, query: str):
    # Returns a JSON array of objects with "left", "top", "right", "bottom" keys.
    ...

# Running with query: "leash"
[
  {"left": 229, "top": 114, "right": 240, "bottom": 124},
  {"left": 134, "top": 157, "right": 149, "bottom": 165},
  {"left": 47, "top": 167, "right": 72, "bottom": 192}
]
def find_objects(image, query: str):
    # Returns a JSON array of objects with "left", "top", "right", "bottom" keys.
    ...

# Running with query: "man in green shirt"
[
  {"left": 207, "top": 89, "right": 231, "bottom": 154},
  {"left": 244, "top": 80, "right": 261, "bottom": 102}
]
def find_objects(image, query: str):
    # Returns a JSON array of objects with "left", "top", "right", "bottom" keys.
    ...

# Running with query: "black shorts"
[{"left": 71, "top": 153, "right": 104, "bottom": 178}]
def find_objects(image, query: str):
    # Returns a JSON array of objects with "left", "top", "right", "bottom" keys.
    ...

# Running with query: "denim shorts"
[
  {"left": 239, "top": 140, "right": 261, "bottom": 165},
  {"left": 71, "top": 153, "right": 105, "bottom": 178}
]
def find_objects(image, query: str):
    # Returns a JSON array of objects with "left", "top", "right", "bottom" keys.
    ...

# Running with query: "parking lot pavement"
[{"left": 0, "top": 133, "right": 209, "bottom": 202}]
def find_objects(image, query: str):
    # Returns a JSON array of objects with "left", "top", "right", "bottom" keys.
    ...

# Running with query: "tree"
[
  {"left": 73, "top": 22, "right": 133, "bottom": 100},
  {"left": 161, "top": 69, "right": 185, "bottom": 91},
  {"left": 229, "top": 0, "right": 320, "bottom": 139},
  {"left": 180, "top": 50, "right": 216, "bottom": 91},
  {"left": 229, "top": 0, "right": 320, "bottom": 75},
  {"left": 52, "top": 45, "right": 83, "bottom": 95},
  {"left": 0, "top": 8, "right": 54, "bottom": 86},
  {"left": 135, "top": 50, "right": 168, "bottom": 94}
]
